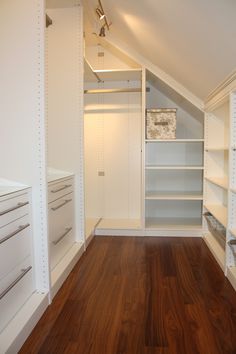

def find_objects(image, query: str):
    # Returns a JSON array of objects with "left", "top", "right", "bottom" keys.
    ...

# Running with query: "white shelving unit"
[
  {"left": 204, "top": 72, "right": 236, "bottom": 291},
  {"left": 144, "top": 70, "right": 204, "bottom": 232},
  {"left": 204, "top": 88, "right": 229, "bottom": 272},
  {"left": 205, "top": 176, "right": 228, "bottom": 190}
]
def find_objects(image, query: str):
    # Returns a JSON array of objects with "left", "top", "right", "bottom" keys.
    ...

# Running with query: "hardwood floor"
[{"left": 20, "top": 237, "right": 236, "bottom": 354}]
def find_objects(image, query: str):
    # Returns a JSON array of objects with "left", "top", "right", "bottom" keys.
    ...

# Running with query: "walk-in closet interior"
[{"left": 1, "top": 0, "right": 236, "bottom": 352}]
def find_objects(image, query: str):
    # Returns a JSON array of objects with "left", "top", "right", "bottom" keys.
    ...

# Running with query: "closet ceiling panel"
[{"left": 83, "top": 0, "right": 236, "bottom": 100}]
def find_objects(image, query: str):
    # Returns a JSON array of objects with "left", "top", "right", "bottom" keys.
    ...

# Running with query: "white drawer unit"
[
  {"left": 0, "top": 192, "right": 29, "bottom": 228},
  {"left": 48, "top": 178, "right": 73, "bottom": 204},
  {"left": 0, "top": 188, "right": 34, "bottom": 334},
  {"left": 48, "top": 177, "right": 75, "bottom": 270},
  {"left": 0, "top": 215, "right": 31, "bottom": 280},
  {"left": 0, "top": 256, "right": 33, "bottom": 333}
]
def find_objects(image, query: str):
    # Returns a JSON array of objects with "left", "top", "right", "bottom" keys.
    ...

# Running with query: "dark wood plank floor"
[{"left": 20, "top": 237, "right": 236, "bottom": 354}]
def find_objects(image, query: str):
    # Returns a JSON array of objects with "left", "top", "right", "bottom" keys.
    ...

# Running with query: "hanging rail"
[{"left": 84, "top": 87, "right": 150, "bottom": 94}]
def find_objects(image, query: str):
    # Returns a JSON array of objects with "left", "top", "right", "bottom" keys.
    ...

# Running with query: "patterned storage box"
[{"left": 146, "top": 108, "right": 177, "bottom": 139}]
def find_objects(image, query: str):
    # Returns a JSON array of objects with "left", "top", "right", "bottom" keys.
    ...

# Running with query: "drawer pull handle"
[
  {"left": 51, "top": 199, "right": 72, "bottom": 211},
  {"left": 51, "top": 184, "right": 72, "bottom": 193},
  {"left": 0, "top": 223, "right": 30, "bottom": 245},
  {"left": 229, "top": 239, "right": 236, "bottom": 245},
  {"left": 0, "top": 202, "right": 29, "bottom": 216},
  {"left": 0, "top": 266, "right": 32, "bottom": 300},
  {"left": 53, "top": 227, "right": 72, "bottom": 245}
]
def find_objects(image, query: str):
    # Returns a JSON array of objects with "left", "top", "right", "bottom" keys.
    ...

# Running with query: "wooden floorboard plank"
[{"left": 20, "top": 236, "right": 236, "bottom": 354}]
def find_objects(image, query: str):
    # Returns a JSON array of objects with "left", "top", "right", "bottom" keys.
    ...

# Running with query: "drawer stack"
[
  {"left": 0, "top": 189, "right": 34, "bottom": 333},
  {"left": 48, "top": 177, "right": 75, "bottom": 270}
]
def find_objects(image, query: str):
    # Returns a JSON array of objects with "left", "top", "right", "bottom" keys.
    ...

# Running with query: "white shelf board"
[
  {"left": 96, "top": 218, "right": 142, "bottom": 230},
  {"left": 227, "top": 266, "right": 236, "bottom": 291},
  {"left": 145, "top": 191, "right": 203, "bottom": 200},
  {"left": 204, "top": 204, "right": 228, "bottom": 228},
  {"left": 205, "top": 176, "right": 228, "bottom": 190},
  {"left": 47, "top": 167, "right": 74, "bottom": 183},
  {"left": 229, "top": 229, "right": 236, "bottom": 238},
  {"left": 145, "top": 217, "right": 202, "bottom": 230},
  {"left": 204, "top": 232, "right": 225, "bottom": 271},
  {"left": 85, "top": 218, "right": 100, "bottom": 239},
  {"left": 145, "top": 165, "right": 204, "bottom": 170},
  {"left": 205, "top": 147, "right": 229, "bottom": 151},
  {"left": 93, "top": 68, "right": 142, "bottom": 82},
  {"left": 145, "top": 139, "right": 204, "bottom": 143}
]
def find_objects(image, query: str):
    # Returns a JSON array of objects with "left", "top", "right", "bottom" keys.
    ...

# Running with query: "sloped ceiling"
[{"left": 83, "top": 0, "right": 236, "bottom": 100}]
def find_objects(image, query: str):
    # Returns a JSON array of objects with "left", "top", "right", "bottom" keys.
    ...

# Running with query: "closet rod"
[{"left": 84, "top": 87, "right": 150, "bottom": 94}]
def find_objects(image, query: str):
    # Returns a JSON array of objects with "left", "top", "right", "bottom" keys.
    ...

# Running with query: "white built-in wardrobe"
[
  {"left": 84, "top": 49, "right": 204, "bottom": 237},
  {"left": 1, "top": 0, "right": 236, "bottom": 353}
]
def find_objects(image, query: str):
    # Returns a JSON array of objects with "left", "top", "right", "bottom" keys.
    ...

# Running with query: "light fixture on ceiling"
[
  {"left": 96, "top": 8, "right": 105, "bottom": 20},
  {"left": 95, "top": 0, "right": 111, "bottom": 37},
  {"left": 99, "top": 25, "right": 106, "bottom": 37}
]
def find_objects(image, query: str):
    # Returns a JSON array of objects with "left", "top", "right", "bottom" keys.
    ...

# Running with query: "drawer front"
[
  {"left": 0, "top": 193, "right": 29, "bottom": 228},
  {"left": 0, "top": 257, "right": 34, "bottom": 333},
  {"left": 48, "top": 178, "right": 73, "bottom": 203},
  {"left": 49, "top": 193, "right": 74, "bottom": 243},
  {"left": 0, "top": 215, "right": 31, "bottom": 280},
  {"left": 50, "top": 226, "right": 74, "bottom": 270}
]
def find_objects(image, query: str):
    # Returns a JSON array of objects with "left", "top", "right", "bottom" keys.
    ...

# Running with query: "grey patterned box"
[{"left": 146, "top": 108, "right": 177, "bottom": 139}]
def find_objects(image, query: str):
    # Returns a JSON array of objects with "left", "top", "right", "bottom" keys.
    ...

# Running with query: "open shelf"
[
  {"left": 85, "top": 218, "right": 100, "bottom": 239},
  {"left": 204, "top": 204, "right": 227, "bottom": 228},
  {"left": 230, "top": 229, "right": 236, "bottom": 238},
  {"left": 227, "top": 267, "right": 236, "bottom": 291},
  {"left": 145, "top": 191, "right": 203, "bottom": 200},
  {"left": 94, "top": 69, "right": 142, "bottom": 82},
  {"left": 204, "top": 232, "right": 225, "bottom": 271},
  {"left": 145, "top": 139, "right": 204, "bottom": 143},
  {"left": 205, "top": 176, "right": 228, "bottom": 190},
  {"left": 96, "top": 218, "right": 142, "bottom": 230},
  {"left": 146, "top": 165, "right": 204, "bottom": 170},
  {"left": 205, "top": 147, "right": 228, "bottom": 151},
  {"left": 146, "top": 217, "right": 202, "bottom": 230}
]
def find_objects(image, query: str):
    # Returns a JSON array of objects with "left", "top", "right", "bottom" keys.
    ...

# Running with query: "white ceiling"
[{"left": 83, "top": 0, "right": 236, "bottom": 100}]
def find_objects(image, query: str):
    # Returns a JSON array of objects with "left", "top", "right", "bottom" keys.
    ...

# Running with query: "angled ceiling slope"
[{"left": 83, "top": 0, "right": 236, "bottom": 106}]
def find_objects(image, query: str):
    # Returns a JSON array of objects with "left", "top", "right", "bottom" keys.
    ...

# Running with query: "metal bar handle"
[
  {"left": 51, "top": 184, "right": 72, "bottom": 193},
  {"left": 0, "top": 266, "right": 32, "bottom": 300},
  {"left": 229, "top": 239, "right": 236, "bottom": 245},
  {"left": 0, "top": 201, "right": 29, "bottom": 216},
  {"left": 53, "top": 227, "right": 72, "bottom": 245},
  {"left": 0, "top": 223, "right": 30, "bottom": 245},
  {"left": 51, "top": 199, "right": 72, "bottom": 211}
]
